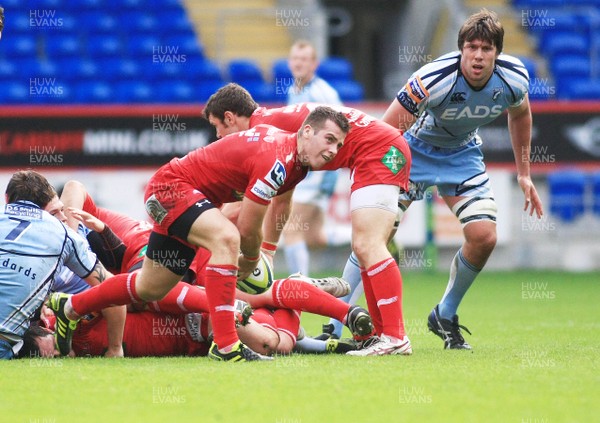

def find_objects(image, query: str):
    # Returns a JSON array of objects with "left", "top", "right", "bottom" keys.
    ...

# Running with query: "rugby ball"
[{"left": 237, "top": 252, "right": 274, "bottom": 295}]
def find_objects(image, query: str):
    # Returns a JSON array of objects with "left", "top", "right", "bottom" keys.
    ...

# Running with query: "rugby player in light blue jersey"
[
  {"left": 0, "top": 170, "right": 108, "bottom": 359},
  {"left": 378, "top": 9, "right": 544, "bottom": 349}
]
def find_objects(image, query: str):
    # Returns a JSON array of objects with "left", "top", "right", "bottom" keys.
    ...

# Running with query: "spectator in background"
[
  {"left": 0, "top": 6, "right": 4, "bottom": 38},
  {"left": 282, "top": 40, "right": 343, "bottom": 278}
]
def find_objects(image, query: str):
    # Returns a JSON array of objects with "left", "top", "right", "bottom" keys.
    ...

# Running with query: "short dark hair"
[
  {"left": 6, "top": 170, "right": 57, "bottom": 208},
  {"left": 0, "top": 7, "right": 4, "bottom": 33},
  {"left": 203, "top": 83, "right": 259, "bottom": 121},
  {"left": 458, "top": 9, "right": 504, "bottom": 54},
  {"left": 301, "top": 106, "right": 350, "bottom": 135},
  {"left": 16, "top": 325, "right": 49, "bottom": 359}
]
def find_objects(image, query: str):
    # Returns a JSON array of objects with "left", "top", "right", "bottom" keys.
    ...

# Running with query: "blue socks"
[
  {"left": 329, "top": 252, "right": 364, "bottom": 338},
  {"left": 284, "top": 241, "right": 309, "bottom": 276},
  {"left": 438, "top": 248, "right": 480, "bottom": 320}
]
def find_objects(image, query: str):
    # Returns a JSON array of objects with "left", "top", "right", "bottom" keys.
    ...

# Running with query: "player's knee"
[
  {"left": 254, "top": 329, "right": 279, "bottom": 356},
  {"left": 210, "top": 226, "right": 240, "bottom": 258},
  {"left": 477, "top": 229, "right": 497, "bottom": 253},
  {"left": 275, "top": 332, "right": 295, "bottom": 355}
]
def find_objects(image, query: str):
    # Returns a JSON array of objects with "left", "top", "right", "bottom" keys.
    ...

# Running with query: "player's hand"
[
  {"left": 237, "top": 254, "right": 259, "bottom": 281},
  {"left": 67, "top": 207, "right": 106, "bottom": 232},
  {"left": 517, "top": 175, "right": 544, "bottom": 219}
]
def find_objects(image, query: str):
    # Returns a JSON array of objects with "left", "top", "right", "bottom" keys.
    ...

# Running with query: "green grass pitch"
[{"left": 2, "top": 271, "right": 598, "bottom": 422}]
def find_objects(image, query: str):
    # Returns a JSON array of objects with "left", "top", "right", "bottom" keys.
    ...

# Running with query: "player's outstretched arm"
[
  {"left": 382, "top": 98, "right": 417, "bottom": 133},
  {"left": 261, "top": 189, "right": 293, "bottom": 264},
  {"left": 507, "top": 96, "right": 544, "bottom": 218},
  {"left": 237, "top": 197, "right": 269, "bottom": 279},
  {"left": 60, "top": 180, "right": 89, "bottom": 231}
]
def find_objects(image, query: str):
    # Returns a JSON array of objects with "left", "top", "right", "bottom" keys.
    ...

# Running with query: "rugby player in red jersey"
[
  {"left": 58, "top": 182, "right": 370, "bottom": 356},
  {"left": 204, "top": 83, "right": 413, "bottom": 356},
  {"left": 49, "top": 107, "right": 351, "bottom": 362}
]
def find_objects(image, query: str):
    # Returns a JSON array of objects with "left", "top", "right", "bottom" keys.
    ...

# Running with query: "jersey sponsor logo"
[
  {"left": 450, "top": 92, "right": 466, "bottom": 103},
  {"left": 440, "top": 105, "right": 503, "bottom": 120},
  {"left": 251, "top": 179, "right": 277, "bottom": 201},
  {"left": 264, "top": 160, "right": 286, "bottom": 189},
  {"left": 5, "top": 204, "right": 43, "bottom": 219},
  {"left": 381, "top": 146, "right": 407, "bottom": 175},
  {"left": 397, "top": 91, "right": 419, "bottom": 115},
  {"left": 406, "top": 76, "right": 429, "bottom": 104},
  {"left": 492, "top": 88, "right": 503, "bottom": 101},
  {"left": 1, "top": 257, "right": 36, "bottom": 280},
  {"left": 241, "top": 128, "right": 260, "bottom": 142}
]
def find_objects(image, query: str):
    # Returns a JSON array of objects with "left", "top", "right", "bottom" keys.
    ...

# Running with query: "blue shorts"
[
  {"left": 0, "top": 338, "right": 15, "bottom": 360},
  {"left": 400, "top": 133, "right": 494, "bottom": 201}
]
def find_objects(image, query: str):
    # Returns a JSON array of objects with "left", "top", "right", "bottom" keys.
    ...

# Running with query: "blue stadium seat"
[
  {"left": 318, "top": 57, "right": 353, "bottom": 81},
  {"left": 79, "top": 12, "right": 119, "bottom": 34},
  {"left": 157, "top": 81, "right": 199, "bottom": 103},
  {"left": 1, "top": 35, "right": 38, "bottom": 58},
  {"left": 198, "top": 80, "right": 228, "bottom": 102},
  {"left": 0, "top": 60, "right": 18, "bottom": 80},
  {"left": 119, "top": 11, "right": 159, "bottom": 33},
  {"left": 513, "top": 0, "right": 570, "bottom": 7},
  {"left": 159, "top": 10, "right": 195, "bottom": 36},
  {"left": 113, "top": 80, "right": 154, "bottom": 103},
  {"left": 271, "top": 58, "right": 293, "bottom": 82},
  {"left": 187, "top": 58, "right": 223, "bottom": 83},
  {"left": 45, "top": 34, "right": 82, "bottom": 58},
  {"left": 127, "top": 35, "right": 161, "bottom": 57},
  {"left": 10, "top": 13, "right": 33, "bottom": 34},
  {"left": 163, "top": 34, "right": 204, "bottom": 60},
  {"left": 65, "top": 0, "right": 104, "bottom": 10},
  {"left": 228, "top": 59, "right": 264, "bottom": 83},
  {"left": 15, "top": 58, "right": 59, "bottom": 79},
  {"left": 36, "top": 0, "right": 65, "bottom": 7},
  {"left": 547, "top": 170, "right": 587, "bottom": 222},
  {"left": 101, "top": 58, "right": 142, "bottom": 81},
  {"left": 74, "top": 80, "right": 114, "bottom": 104},
  {"left": 540, "top": 32, "right": 589, "bottom": 57},
  {"left": 147, "top": 61, "right": 186, "bottom": 81},
  {"left": 558, "top": 78, "right": 600, "bottom": 100},
  {"left": 329, "top": 80, "right": 365, "bottom": 102},
  {"left": 0, "top": 80, "right": 29, "bottom": 104},
  {"left": 87, "top": 35, "right": 125, "bottom": 57},
  {"left": 57, "top": 58, "right": 100, "bottom": 81},
  {"left": 241, "top": 81, "right": 277, "bottom": 103},
  {"left": 528, "top": 78, "right": 555, "bottom": 100},
  {"left": 552, "top": 55, "right": 591, "bottom": 80}
]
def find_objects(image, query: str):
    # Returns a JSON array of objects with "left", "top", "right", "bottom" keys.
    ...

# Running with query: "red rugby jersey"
[
  {"left": 249, "top": 103, "right": 405, "bottom": 171},
  {"left": 168, "top": 124, "right": 308, "bottom": 207}
]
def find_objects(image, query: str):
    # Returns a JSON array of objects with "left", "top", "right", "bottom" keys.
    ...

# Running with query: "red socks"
[
  {"left": 361, "top": 268, "right": 383, "bottom": 335},
  {"left": 150, "top": 283, "right": 208, "bottom": 314},
  {"left": 271, "top": 278, "right": 349, "bottom": 323},
  {"left": 71, "top": 272, "right": 142, "bottom": 316},
  {"left": 365, "top": 258, "right": 405, "bottom": 338},
  {"left": 204, "top": 264, "right": 239, "bottom": 350}
]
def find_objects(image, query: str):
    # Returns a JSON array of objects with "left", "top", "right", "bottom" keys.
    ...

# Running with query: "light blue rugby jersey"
[
  {"left": 396, "top": 51, "right": 529, "bottom": 148},
  {"left": 288, "top": 76, "right": 343, "bottom": 106},
  {"left": 0, "top": 201, "right": 97, "bottom": 340}
]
